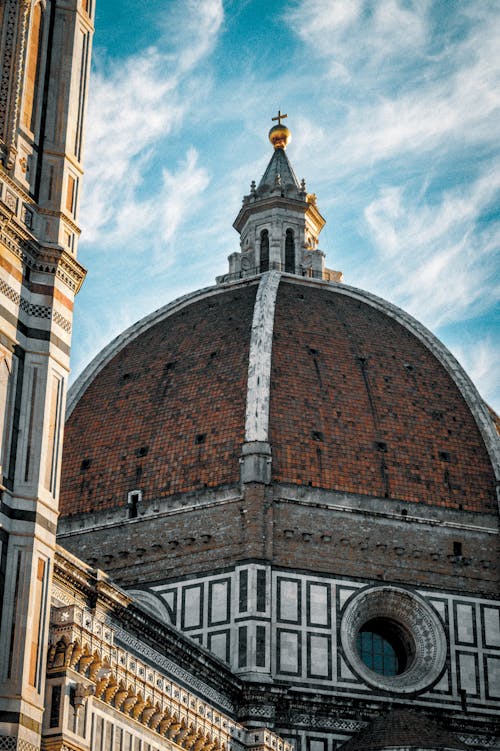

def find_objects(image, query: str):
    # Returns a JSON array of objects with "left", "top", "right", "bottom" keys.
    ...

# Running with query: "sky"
[{"left": 74, "top": 0, "right": 500, "bottom": 413}]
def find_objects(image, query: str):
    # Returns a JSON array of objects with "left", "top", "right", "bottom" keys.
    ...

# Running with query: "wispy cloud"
[
  {"left": 103, "top": 147, "right": 209, "bottom": 269},
  {"left": 289, "top": 0, "right": 429, "bottom": 77},
  {"left": 70, "top": 0, "right": 500, "bottom": 413},
  {"left": 285, "top": 0, "right": 500, "bottom": 409},
  {"left": 81, "top": 48, "right": 184, "bottom": 242},
  {"left": 449, "top": 335, "right": 500, "bottom": 414},
  {"left": 289, "top": 1, "right": 500, "bottom": 170},
  {"left": 80, "top": 0, "right": 223, "bottom": 249},
  {"left": 157, "top": 0, "right": 224, "bottom": 73},
  {"left": 359, "top": 165, "right": 500, "bottom": 329}
]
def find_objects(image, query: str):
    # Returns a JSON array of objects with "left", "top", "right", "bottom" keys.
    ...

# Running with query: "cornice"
[
  {"left": 46, "top": 638, "right": 241, "bottom": 751},
  {"left": 233, "top": 195, "right": 326, "bottom": 234},
  {"left": 53, "top": 546, "right": 242, "bottom": 702},
  {"left": 37, "top": 207, "right": 82, "bottom": 235},
  {"left": 0, "top": 207, "right": 86, "bottom": 295},
  {"left": 0, "top": 166, "right": 36, "bottom": 204},
  {"left": 54, "top": 546, "right": 131, "bottom": 607},
  {"left": 0, "top": 212, "right": 39, "bottom": 261},
  {"left": 38, "top": 246, "right": 87, "bottom": 293}
]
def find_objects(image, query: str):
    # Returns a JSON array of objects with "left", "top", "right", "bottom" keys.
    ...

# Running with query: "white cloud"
[
  {"left": 289, "top": 2, "right": 500, "bottom": 174},
  {"left": 358, "top": 165, "right": 500, "bottom": 329},
  {"left": 449, "top": 336, "right": 500, "bottom": 412},
  {"left": 157, "top": 0, "right": 224, "bottom": 73},
  {"left": 90, "top": 147, "right": 209, "bottom": 269},
  {"left": 79, "top": 0, "right": 224, "bottom": 247},
  {"left": 81, "top": 49, "right": 184, "bottom": 242},
  {"left": 285, "top": 0, "right": 500, "bottom": 411},
  {"left": 288, "top": 0, "right": 429, "bottom": 76}
]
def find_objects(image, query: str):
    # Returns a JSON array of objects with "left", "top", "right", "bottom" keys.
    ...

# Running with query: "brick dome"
[{"left": 60, "top": 273, "right": 498, "bottom": 517}]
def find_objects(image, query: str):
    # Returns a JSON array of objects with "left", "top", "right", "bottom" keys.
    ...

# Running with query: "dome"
[
  {"left": 60, "top": 273, "right": 497, "bottom": 518},
  {"left": 336, "top": 708, "right": 469, "bottom": 750}
]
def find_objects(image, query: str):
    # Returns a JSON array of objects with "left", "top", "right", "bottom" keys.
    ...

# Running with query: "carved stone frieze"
[
  {"left": 48, "top": 604, "right": 242, "bottom": 750},
  {"left": 113, "top": 625, "right": 235, "bottom": 713},
  {"left": 0, "top": 0, "right": 30, "bottom": 166},
  {"left": 458, "top": 734, "right": 498, "bottom": 747},
  {"left": 0, "top": 738, "right": 40, "bottom": 751}
]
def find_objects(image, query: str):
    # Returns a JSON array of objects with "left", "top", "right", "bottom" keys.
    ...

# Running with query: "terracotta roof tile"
[{"left": 338, "top": 709, "right": 469, "bottom": 750}]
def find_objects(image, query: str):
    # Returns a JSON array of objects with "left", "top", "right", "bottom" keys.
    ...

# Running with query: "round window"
[
  {"left": 341, "top": 586, "right": 447, "bottom": 694},
  {"left": 356, "top": 617, "right": 413, "bottom": 676}
]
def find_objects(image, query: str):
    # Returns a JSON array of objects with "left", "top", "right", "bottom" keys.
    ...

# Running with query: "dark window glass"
[
  {"left": 356, "top": 618, "right": 408, "bottom": 676},
  {"left": 285, "top": 228, "right": 295, "bottom": 273},
  {"left": 49, "top": 684, "right": 61, "bottom": 727},
  {"left": 260, "top": 230, "right": 269, "bottom": 272},
  {"left": 256, "top": 625, "right": 266, "bottom": 667}
]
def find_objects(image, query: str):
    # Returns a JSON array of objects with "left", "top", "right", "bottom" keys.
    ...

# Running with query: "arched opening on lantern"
[
  {"left": 260, "top": 230, "right": 269, "bottom": 272},
  {"left": 285, "top": 228, "right": 295, "bottom": 273}
]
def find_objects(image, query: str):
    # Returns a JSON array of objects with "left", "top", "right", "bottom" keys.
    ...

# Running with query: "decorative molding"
[
  {"left": 0, "top": 739, "right": 40, "bottom": 751},
  {"left": 48, "top": 610, "right": 244, "bottom": 751},
  {"left": 3, "top": 0, "right": 30, "bottom": 167},
  {"left": 0, "top": 2, "right": 23, "bottom": 149},
  {"left": 340, "top": 584, "right": 447, "bottom": 695},
  {"left": 0, "top": 278, "right": 72, "bottom": 332},
  {"left": 458, "top": 734, "right": 497, "bottom": 747},
  {"left": 290, "top": 716, "right": 364, "bottom": 732},
  {"left": 113, "top": 625, "right": 235, "bottom": 713}
]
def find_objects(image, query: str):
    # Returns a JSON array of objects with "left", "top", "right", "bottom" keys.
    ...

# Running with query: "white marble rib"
[{"left": 244, "top": 271, "right": 281, "bottom": 443}]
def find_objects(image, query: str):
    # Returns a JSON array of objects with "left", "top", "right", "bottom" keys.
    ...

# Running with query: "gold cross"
[{"left": 272, "top": 110, "right": 288, "bottom": 125}]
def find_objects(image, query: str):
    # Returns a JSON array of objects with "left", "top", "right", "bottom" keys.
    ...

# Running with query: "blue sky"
[{"left": 74, "top": 0, "right": 500, "bottom": 412}]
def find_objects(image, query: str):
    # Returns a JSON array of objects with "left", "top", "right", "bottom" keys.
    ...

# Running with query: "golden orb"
[{"left": 268, "top": 123, "right": 291, "bottom": 149}]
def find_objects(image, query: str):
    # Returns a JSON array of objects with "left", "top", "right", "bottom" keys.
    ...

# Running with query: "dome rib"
[
  {"left": 269, "top": 277, "right": 498, "bottom": 510},
  {"left": 244, "top": 271, "right": 280, "bottom": 443}
]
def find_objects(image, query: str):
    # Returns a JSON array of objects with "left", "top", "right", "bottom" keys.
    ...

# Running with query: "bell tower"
[
  {"left": 218, "top": 113, "right": 343, "bottom": 284},
  {"left": 0, "top": 1, "right": 94, "bottom": 748}
]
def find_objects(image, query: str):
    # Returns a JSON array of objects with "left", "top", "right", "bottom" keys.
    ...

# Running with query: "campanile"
[{"left": 0, "top": 2, "right": 94, "bottom": 747}]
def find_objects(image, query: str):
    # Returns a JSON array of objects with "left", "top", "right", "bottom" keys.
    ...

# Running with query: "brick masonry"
[
  {"left": 60, "top": 277, "right": 498, "bottom": 519},
  {"left": 270, "top": 280, "right": 497, "bottom": 512},
  {"left": 59, "top": 480, "right": 499, "bottom": 596},
  {"left": 60, "top": 285, "right": 257, "bottom": 514}
]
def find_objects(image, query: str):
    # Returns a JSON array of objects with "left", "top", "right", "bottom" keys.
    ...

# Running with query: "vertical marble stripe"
[{"left": 244, "top": 271, "right": 280, "bottom": 442}]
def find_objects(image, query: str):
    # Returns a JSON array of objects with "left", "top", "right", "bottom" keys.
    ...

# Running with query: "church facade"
[{"left": 0, "top": 3, "right": 499, "bottom": 751}]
